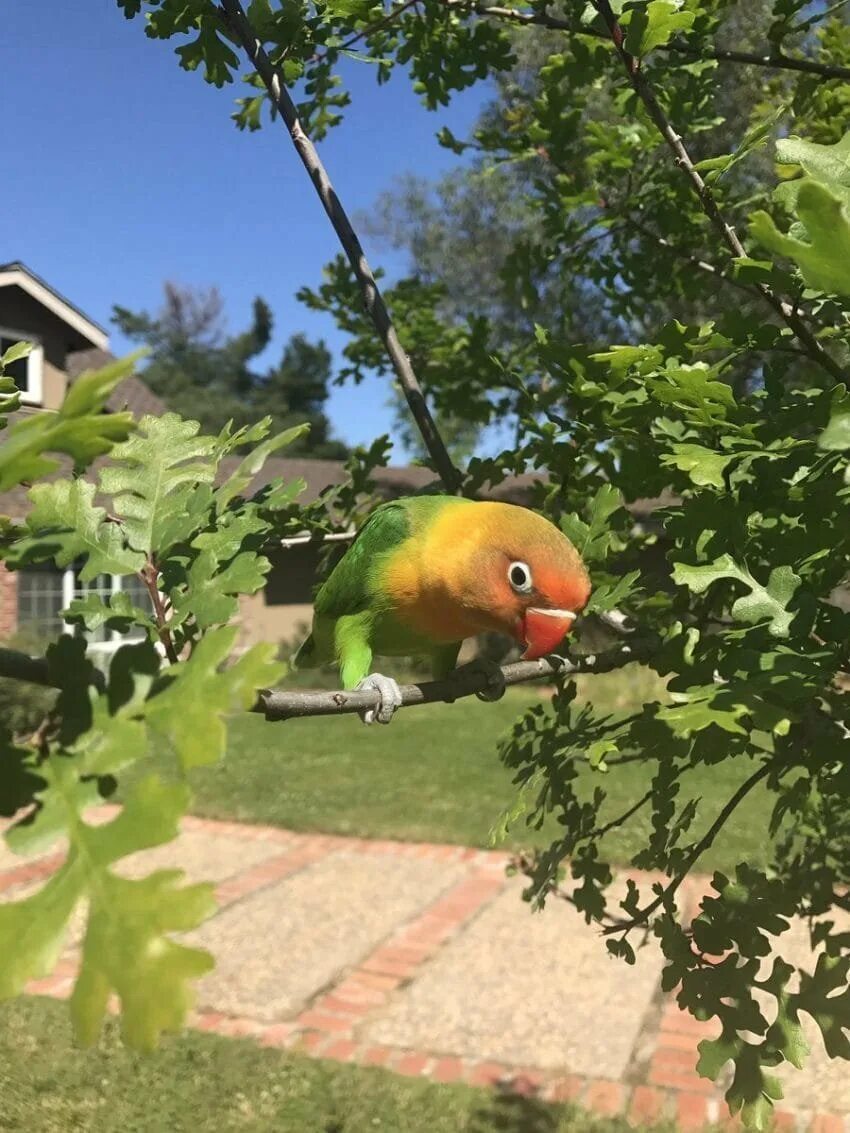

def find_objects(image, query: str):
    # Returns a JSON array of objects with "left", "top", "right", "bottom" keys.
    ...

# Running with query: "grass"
[
  {"left": 0, "top": 997, "right": 647, "bottom": 1133},
  {"left": 128, "top": 666, "right": 774, "bottom": 875}
]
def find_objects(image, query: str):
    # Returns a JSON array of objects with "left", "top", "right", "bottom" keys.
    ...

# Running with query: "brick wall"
[{"left": 0, "top": 564, "right": 18, "bottom": 640}]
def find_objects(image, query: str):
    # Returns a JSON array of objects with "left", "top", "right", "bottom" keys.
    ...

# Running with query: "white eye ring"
[{"left": 508, "top": 560, "right": 533, "bottom": 594}]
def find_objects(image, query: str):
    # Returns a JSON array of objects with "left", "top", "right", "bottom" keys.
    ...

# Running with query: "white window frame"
[
  {"left": 61, "top": 570, "right": 149, "bottom": 658},
  {"left": 0, "top": 325, "right": 44, "bottom": 406}
]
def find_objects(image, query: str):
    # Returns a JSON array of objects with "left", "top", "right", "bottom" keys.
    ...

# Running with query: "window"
[
  {"left": 0, "top": 329, "right": 44, "bottom": 405},
  {"left": 17, "top": 564, "right": 153, "bottom": 653}
]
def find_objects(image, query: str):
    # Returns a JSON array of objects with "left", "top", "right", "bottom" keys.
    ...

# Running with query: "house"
[
  {"left": 0, "top": 262, "right": 550, "bottom": 658},
  {"left": 0, "top": 262, "right": 174, "bottom": 657},
  {"left": 0, "top": 262, "right": 676, "bottom": 662}
]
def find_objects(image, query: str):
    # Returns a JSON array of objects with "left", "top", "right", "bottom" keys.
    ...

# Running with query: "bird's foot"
[
  {"left": 355, "top": 672, "right": 404, "bottom": 725},
  {"left": 452, "top": 658, "right": 507, "bottom": 703}
]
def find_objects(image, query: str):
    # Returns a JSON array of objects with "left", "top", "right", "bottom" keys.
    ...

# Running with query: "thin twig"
[
  {"left": 324, "top": 0, "right": 422, "bottom": 57},
  {"left": 217, "top": 0, "right": 465, "bottom": 496},
  {"left": 141, "top": 560, "right": 179, "bottom": 665},
  {"left": 789, "top": 0, "right": 850, "bottom": 37},
  {"left": 601, "top": 762, "right": 771, "bottom": 936},
  {"left": 621, "top": 213, "right": 755, "bottom": 297},
  {"left": 662, "top": 41, "right": 850, "bottom": 82},
  {"left": 591, "top": 786, "right": 655, "bottom": 839},
  {"left": 449, "top": 1, "right": 850, "bottom": 83},
  {"left": 592, "top": 0, "right": 844, "bottom": 385},
  {"left": 279, "top": 530, "right": 356, "bottom": 549}
]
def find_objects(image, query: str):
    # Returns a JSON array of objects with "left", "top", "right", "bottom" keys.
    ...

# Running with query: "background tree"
[{"left": 114, "top": 282, "right": 349, "bottom": 457}]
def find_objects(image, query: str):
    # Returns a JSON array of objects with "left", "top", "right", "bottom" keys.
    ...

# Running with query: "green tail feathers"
[{"left": 292, "top": 632, "right": 317, "bottom": 669}]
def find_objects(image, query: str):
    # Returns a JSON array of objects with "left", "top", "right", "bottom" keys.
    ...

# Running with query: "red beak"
[{"left": 519, "top": 607, "right": 578, "bottom": 661}]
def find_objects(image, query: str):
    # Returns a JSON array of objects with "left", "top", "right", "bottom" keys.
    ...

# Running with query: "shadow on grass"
[{"left": 468, "top": 1090, "right": 561, "bottom": 1133}]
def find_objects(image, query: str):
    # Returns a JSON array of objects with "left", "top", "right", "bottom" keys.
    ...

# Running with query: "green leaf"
[
  {"left": 659, "top": 685, "right": 748, "bottom": 737},
  {"left": 750, "top": 181, "right": 850, "bottom": 295},
  {"left": 0, "top": 355, "right": 138, "bottom": 492},
  {"left": 215, "top": 421, "right": 309, "bottom": 512},
  {"left": 100, "top": 414, "right": 218, "bottom": 554},
  {"left": 65, "top": 590, "right": 153, "bottom": 635},
  {"left": 775, "top": 131, "right": 850, "bottom": 194},
  {"left": 731, "top": 565, "right": 801, "bottom": 638},
  {"left": 621, "top": 0, "right": 695, "bottom": 57},
  {"left": 648, "top": 362, "right": 736, "bottom": 425},
  {"left": 793, "top": 953, "right": 850, "bottom": 1060},
  {"left": 819, "top": 408, "right": 850, "bottom": 452},
  {"left": 672, "top": 556, "right": 801, "bottom": 637},
  {"left": 170, "top": 549, "right": 271, "bottom": 630},
  {"left": 586, "top": 570, "right": 640, "bottom": 613},
  {"left": 5, "top": 759, "right": 102, "bottom": 858},
  {"left": 9, "top": 479, "right": 145, "bottom": 579},
  {"left": 0, "top": 340, "right": 33, "bottom": 368},
  {"left": 145, "top": 627, "right": 283, "bottom": 769},
  {"left": 662, "top": 443, "right": 734, "bottom": 488},
  {"left": 590, "top": 343, "right": 662, "bottom": 374},
  {"left": 191, "top": 510, "right": 270, "bottom": 562},
  {"left": 68, "top": 776, "right": 216, "bottom": 1049},
  {"left": 0, "top": 863, "right": 83, "bottom": 997},
  {"left": 695, "top": 104, "right": 789, "bottom": 182},
  {"left": 559, "top": 484, "right": 623, "bottom": 564}
]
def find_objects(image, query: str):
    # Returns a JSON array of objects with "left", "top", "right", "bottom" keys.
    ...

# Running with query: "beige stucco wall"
[{"left": 237, "top": 592, "right": 314, "bottom": 654}]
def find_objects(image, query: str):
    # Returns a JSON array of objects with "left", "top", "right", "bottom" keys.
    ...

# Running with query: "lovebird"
[{"left": 293, "top": 495, "right": 591, "bottom": 723}]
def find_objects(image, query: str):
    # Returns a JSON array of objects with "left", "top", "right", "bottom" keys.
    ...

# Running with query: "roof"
[
  {"left": 66, "top": 348, "right": 168, "bottom": 419},
  {"left": 0, "top": 262, "right": 108, "bottom": 351},
  {"left": 0, "top": 422, "right": 669, "bottom": 525}
]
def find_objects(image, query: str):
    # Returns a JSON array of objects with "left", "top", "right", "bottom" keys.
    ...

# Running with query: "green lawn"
[
  {"left": 129, "top": 667, "right": 774, "bottom": 875},
  {"left": 0, "top": 997, "right": 644, "bottom": 1133}
]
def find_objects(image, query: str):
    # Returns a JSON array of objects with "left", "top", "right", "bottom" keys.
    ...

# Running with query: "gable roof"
[{"left": 0, "top": 262, "right": 108, "bottom": 351}]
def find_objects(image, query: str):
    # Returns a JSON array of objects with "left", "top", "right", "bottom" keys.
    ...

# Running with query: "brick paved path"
[{"left": 2, "top": 810, "right": 848, "bottom": 1131}]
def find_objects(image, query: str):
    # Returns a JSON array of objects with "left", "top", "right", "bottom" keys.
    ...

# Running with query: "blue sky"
[{"left": 0, "top": 1, "right": 488, "bottom": 457}]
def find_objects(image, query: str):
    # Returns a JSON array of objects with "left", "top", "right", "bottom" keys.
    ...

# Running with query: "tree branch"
[
  {"left": 591, "top": 0, "right": 845, "bottom": 386},
  {"left": 450, "top": 2, "right": 850, "bottom": 83},
  {"left": 662, "top": 40, "right": 850, "bottom": 82},
  {"left": 257, "top": 636, "right": 655, "bottom": 719},
  {"left": 141, "top": 560, "right": 179, "bottom": 665},
  {"left": 217, "top": 0, "right": 464, "bottom": 495},
  {"left": 601, "top": 761, "right": 771, "bottom": 936},
  {"left": 0, "top": 646, "right": 51, "bottom": 687},
  {"left": 0, "top": 636, "right": 658, "bottom": 719}
]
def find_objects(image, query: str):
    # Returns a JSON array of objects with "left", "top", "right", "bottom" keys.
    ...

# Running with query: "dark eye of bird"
[{"left": 509, "top": 561, "right": 532, "bottom": 592}]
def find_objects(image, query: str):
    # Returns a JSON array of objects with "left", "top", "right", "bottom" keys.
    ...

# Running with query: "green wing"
[{"left": 313, "top": 500, "right": 413, "bottom": 619}]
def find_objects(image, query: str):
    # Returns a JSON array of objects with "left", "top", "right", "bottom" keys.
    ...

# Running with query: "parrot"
[{"left": 293, "top": 495, "right": 591, "bottom": 724}]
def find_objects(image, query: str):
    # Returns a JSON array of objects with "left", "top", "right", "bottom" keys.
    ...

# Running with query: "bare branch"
[
  {"left": 257, "top": 637, "right": 656, "bottom": 719},
  {"left": 217, "top": 0, "right": 464, "bottom": 495},
  {"left": 591, "top": 0, "right": 845, "bottom": 385}
]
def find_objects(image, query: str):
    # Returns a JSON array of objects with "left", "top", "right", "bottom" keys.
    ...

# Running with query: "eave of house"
[{"left": 0, "top": 262, "right": 108, "bottom": 352}]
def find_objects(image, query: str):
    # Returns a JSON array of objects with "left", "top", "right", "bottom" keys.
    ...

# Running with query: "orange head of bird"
[{"left": 456, "top": 503, "right": 592, "bottom": 660}]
